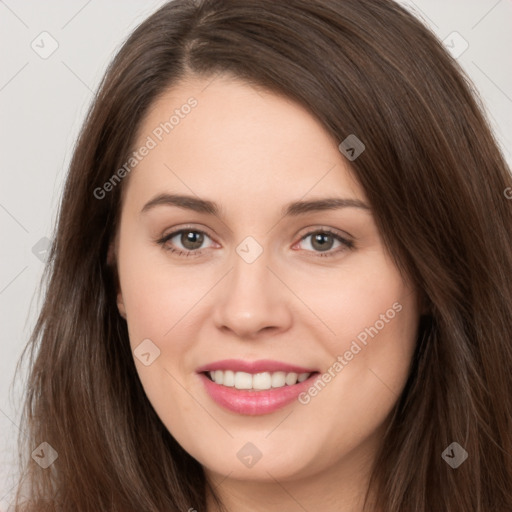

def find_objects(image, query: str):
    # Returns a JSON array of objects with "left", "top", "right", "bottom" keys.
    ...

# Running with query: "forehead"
[{"left": 125, "top": 74, "right": 365, "bottom": 211}]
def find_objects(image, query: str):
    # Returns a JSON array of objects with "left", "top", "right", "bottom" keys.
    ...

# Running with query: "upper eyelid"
[{"left": 296, "top": 225, "right": 353, "bottom": 240}]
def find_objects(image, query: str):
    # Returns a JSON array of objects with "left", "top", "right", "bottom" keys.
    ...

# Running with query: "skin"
[{"left": 112, "top": 73, "right": 420, "bottom": 512}]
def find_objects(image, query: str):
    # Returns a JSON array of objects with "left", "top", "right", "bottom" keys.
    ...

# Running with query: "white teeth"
[
  {"left": 223, "top": 370, "right": 235, "bottom": 387},
  {"left": 271, "top": 371, "right": 286, "bottom": 388},
  {"left": 285, "top": 372, "right": 298, "bottom": 385},
  {"left": 252, "top": 372, "right": 272, "bottom": 390},
  {"left": 234, "top": 371, "right": 252, "bottom": 390},
  {"left": 207, "top": 370, "right": 312, "bottom": 389}
]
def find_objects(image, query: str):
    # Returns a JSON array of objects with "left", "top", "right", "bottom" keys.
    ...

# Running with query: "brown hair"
[{"left": 13, "top": 0, "right": 512, "bottom": 510}]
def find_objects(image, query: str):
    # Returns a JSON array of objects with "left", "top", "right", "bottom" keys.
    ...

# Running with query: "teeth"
[
  {"left": 207, "top": 370, "right": 312, "bottom": 390},
  {"left": 297, "top": 372, "right": 309, "bottom": 382},
  {"left": 271, "top": 371, "right": 286, "bottom": 388},
  {"left": 285, "top": 372, "right": 298, "bottom": 385},
  {"left": 235, "top": 371, "right": 253, "bottom": 390},
  {"left": 214, "top": 370, "right": 223, "bottom": 385},
  {"left": 253, "top": 372, "right": 272, "bottom": 390},
  {"left": 223, "top": 370, "right": 235, "bottom": 387}
]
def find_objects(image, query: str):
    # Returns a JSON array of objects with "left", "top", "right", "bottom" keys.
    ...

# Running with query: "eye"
[
  {"left": 294, "top": 228, "right": 354, "bottom": 257},
  {"left": 156, "top": 227, "right": 216, "bottom": 256},
  {"left": 156, "top": 226, "right": 354, "bottom": 258}
]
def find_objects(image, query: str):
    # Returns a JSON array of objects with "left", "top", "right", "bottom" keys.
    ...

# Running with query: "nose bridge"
[{"left": 212, "top": 239, "right": 292, "bottom": 337}]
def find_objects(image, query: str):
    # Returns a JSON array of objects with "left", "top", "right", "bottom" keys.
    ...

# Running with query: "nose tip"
[{"left": 217, "top": 312, "right": 280, "bottom": 339}]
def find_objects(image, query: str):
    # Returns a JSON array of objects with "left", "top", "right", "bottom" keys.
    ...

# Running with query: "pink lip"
[
  {"left": 198, "top": 373, "right": 319, "bottom": 415},
  {"left": 195, "top": 359, "right": 317, "bottom": 374},
  {"left": 196, "top": 362, "right": 320, "bottom": 416}
]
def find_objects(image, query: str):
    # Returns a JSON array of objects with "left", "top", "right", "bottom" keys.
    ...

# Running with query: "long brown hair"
[{"left": 13, "top": 0, "right": 512, "bottom": 510}]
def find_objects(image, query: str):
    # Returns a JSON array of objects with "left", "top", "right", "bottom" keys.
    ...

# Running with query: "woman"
[{"left": 13, "top": 0, "right": 512, "bottom": 510}]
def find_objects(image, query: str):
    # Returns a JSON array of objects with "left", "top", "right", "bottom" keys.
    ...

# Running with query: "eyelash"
[{"left": 155, "top": 226, "right": 355, "bottom": 259}]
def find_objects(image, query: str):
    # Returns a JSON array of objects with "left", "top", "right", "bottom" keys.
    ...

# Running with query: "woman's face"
[{"left": 113, "top": 74, "right": 420, "bottom": 484}]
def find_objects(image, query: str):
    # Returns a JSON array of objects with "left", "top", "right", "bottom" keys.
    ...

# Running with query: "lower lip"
[{"left": 198, "top": 372, "right": 319, "bottom": 415}]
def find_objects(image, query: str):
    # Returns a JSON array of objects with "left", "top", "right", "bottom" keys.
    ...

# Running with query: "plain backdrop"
[{"left": 1, "top": 0, "right": 511, "bottom": 509}]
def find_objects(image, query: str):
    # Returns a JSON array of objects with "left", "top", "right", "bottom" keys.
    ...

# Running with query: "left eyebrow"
[
  {"left": 139, "top": 193, "right": 370, "bottom": 217},
  {"left": 282, "top": 197, "right": 370, "bottom": 216}
]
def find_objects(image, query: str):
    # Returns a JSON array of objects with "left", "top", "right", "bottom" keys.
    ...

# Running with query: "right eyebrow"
[{"left": 140, "top": 193, "right": 220, "bottom": 216}]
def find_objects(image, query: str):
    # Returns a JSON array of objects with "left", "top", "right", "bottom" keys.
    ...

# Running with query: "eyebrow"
[{"left": 140, "top": 193, "right": 370, "bottom": 217}]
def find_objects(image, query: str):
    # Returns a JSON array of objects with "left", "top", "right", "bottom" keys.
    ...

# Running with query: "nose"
[{"left": 212, "top": 249, "right": 293, "bottom": 339}]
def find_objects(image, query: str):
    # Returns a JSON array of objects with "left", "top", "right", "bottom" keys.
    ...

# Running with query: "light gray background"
[{"left": 1, "top": 0, "right": 511, "bottom": 509}]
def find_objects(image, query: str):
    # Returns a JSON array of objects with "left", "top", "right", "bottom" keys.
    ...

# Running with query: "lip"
[
  {"left": 198, "top": 373, "right": 320, "bottom": 415},
  {"left": 195, "top": 359, "right": 318, "bottom": 374},
  {"left": 197, "top": 364, "right": 320, "bottom": 416}
]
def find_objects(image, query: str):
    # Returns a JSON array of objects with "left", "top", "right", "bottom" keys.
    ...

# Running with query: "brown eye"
[
  {"left": 310, "top": 232, "right": 335, "bottom": 252},
  {"left": 295, "top": 229, "right": 354, "bottom": 258},
  {"left": 179, "top": 230, "right": 205, "bottom": 250},
  {"left": 157, "top": 228, "right": 214, "bottom": 255}
]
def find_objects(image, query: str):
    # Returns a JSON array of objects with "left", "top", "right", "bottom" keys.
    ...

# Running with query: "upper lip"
[{"left": 196, "top": 359, "right": 318, "bottom": 374}]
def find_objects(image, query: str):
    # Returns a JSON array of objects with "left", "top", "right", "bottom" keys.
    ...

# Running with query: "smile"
[{"left": 196, "top": 359, "right": 320, "bottom": 415}]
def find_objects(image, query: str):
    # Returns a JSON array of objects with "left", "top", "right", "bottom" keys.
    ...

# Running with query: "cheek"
[
  {"left": 291, "top": 262, "right": 418, "bottom": 466},
  {"left": 117, "top": 237, "right": 211, "bottom": 346},
  {"left": 293, "top": 249, "right": 414, "bottom": 349},
  {"left": 298, "top": 250, "right": 419, "bottom": 405},
  {"left": 116, "top": 241, "right": 204, "bottom": 431}
]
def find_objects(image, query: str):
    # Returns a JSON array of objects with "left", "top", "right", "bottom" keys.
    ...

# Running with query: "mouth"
[{"left": 195, "top": 359, "right": 320, "bottom": 415}]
